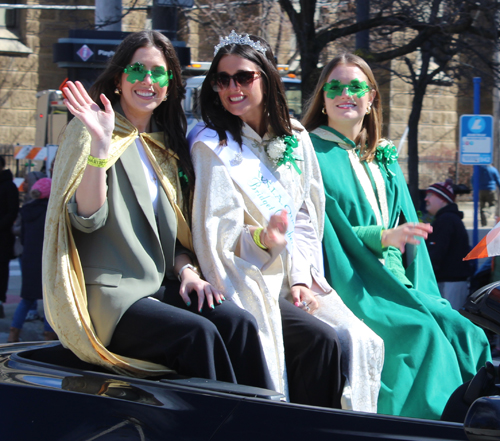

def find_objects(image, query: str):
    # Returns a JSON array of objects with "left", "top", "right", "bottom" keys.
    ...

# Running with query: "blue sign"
[{"left": 459, "top": 114, "right": 493, "bottom": 164}]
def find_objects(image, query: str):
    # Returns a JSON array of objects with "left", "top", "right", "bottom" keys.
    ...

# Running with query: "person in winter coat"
[
  {"left": 0, "top": 155, "right": 19, "bottom": 319},
  {"left": 425, "top": 179, "right": 474, "bottom": 310},
  {"left": 11, "top": 171, "right": 47, "bottom": 320},
  {"left": 7, "top": 178, "right": 56, "bottom": 342}
]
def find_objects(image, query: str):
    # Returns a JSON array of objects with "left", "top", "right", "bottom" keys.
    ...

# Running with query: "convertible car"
[{"left": 2, "top": 282, "right": 500, "bottom": 441}]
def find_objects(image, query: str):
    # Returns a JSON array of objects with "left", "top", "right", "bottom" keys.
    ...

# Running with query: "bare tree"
[
  {"left": 278, "top": 0, "right": 500, "bottom": 204},
  {"left": 365, "top": 0, "right": 499, "bottom": 203},
  {"left": 180, "top": 0, "right": 280, "bottom": 60}
]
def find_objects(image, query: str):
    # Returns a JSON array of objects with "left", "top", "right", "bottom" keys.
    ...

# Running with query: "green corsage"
[{"left": 375, "top": 140, "right": 398, "bottom": 178}]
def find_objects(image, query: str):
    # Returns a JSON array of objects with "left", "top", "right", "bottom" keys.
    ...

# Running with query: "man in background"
[
  {"left": 425, "top": 179, "right": 473, "bottom": 310},
  {"left": 478, "top": 164, "right": 500, "bottom": 227}
]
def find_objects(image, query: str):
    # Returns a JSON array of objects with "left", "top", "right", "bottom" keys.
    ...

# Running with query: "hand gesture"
[
  {"left": 179, "top": 268, "right": 225, "bottom": 312},
  {"left": 381, "top": 222, "right": 433, "bottom": 253},
  {"left": 262, "top": 210, "right": 288, "bottom": 249},
  {"left": 291, "top": 284, "right": 319, "bottom": 315},
  {"left": 63, "top": 81, "right": 115, "bottom": 150}
]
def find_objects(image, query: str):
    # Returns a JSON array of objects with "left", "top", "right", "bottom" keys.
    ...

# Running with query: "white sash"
[{"left": 189, "top": 123, "right": 296, "bottom": 253}]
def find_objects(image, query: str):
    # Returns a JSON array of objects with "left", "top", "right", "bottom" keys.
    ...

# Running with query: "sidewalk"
[
  {"left": 0, "top": 259, "right": 46, "bottom": 343},
  {"left": 459, "top": 200, "right": 497, "bottom": 231}
]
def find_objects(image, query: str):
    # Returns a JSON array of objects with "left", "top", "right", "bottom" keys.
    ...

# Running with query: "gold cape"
[{"left": 42, "top": 113, "right": 193, "bottom": 377}]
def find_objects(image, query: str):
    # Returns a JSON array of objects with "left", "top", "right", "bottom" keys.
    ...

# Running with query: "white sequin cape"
[{"left": 189, "top": 121, "right": 384, "bottom": 412}]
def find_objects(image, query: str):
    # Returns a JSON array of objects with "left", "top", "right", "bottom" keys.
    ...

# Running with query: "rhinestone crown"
[{"left": 214, "top": 30, "right": 267, "bottom": 57}]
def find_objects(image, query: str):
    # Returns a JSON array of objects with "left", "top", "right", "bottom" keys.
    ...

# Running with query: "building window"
[
  {"left": 0, "top": 0, "right": 17, "bottom": 29},
  {"left": 0, "top": 1, "right": 31, "bottom": 55}
]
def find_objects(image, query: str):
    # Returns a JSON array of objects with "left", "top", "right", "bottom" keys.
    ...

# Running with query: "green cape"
[{"left": 312, "top": 126, "right": 490, "bottom": 419}]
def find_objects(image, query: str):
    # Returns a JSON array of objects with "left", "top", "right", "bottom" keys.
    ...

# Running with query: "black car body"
[{"left": 0, "top": 341, "right": 492, "bottom": 441}]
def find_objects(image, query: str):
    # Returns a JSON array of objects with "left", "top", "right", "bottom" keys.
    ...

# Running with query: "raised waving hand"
[
  {"left": 63, "top": 81, "right": 115, "bottom": 217},
  {"left": 63, "top": 81, "right": 115, "bottom": 150}
]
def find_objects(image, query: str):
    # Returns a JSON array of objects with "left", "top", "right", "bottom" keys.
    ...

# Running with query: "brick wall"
[{"left": 0, "top": 0, "right": 150, "bottom": 150}]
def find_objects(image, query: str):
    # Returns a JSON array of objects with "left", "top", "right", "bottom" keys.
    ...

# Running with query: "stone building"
[
  {"left": 0, "top": 0, "right": 494, "bottom": 197},
  {"left": 0, "top": 0, "right": 149, "bottom": 173}
]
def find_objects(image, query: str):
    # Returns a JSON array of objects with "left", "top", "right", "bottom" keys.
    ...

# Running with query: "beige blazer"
[{"left": 69, "top": 140, "right": 178, "bottom": 346}]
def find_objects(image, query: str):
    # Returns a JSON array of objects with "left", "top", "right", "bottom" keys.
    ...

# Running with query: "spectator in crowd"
[
  {"left": 0, "top": 155, "right": 19, "bottom": 319},
  {"left": 478, "top": 164, "right": 500, "bottom": 227},
  {"left": 425, "top": 179, "right": 474, "bottom": 309},
  {"left": 8, "top": 178, "right": 57, "bottom": 342},
  {"left": 11, "top": 171, "right": 47, "bottom": 320}
]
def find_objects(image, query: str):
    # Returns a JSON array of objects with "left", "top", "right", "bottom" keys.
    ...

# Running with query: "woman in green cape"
[{"left": 302, "top": 53, "right": 490, "bottom": 420}]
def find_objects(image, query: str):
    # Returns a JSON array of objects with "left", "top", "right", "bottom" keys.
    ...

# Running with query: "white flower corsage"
[{"left": 266, "top": 135, "right": 303, "bottom": 175}]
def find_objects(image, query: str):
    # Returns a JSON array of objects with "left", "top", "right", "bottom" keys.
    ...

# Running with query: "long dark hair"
[
  {"left": 89, "top": 31, "right": 194, "bottom": 194},
  {"left": 302, "top": 53, "right": 382, "bottom": 162},
  {"left": 200, "top": 34, "right": 295, "bottom": 146}
]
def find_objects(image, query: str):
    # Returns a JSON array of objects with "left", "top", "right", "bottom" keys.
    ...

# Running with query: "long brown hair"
[
  {"left": 302, "top": 53, "right": 382, "bottom": 161},
  {"left": 89, "top": 31, "right": 194, "bottom": 194},
  {"left": 200, "top": 34, "right": 296, "bottom": 146}
]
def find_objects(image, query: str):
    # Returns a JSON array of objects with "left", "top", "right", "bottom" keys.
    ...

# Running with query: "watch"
[{"left": 177, "top": 263, "right": 199, "bottom": 281}]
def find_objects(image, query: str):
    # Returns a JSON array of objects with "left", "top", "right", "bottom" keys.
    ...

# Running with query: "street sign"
[{"left": 459, "top": 114, "right": 493, "bottom": 164}]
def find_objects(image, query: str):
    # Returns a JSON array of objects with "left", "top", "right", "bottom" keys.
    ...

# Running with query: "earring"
[
  {"left": 162, "top": 93, "right": 169, "bottom": 102},
  {"left": 322, "top": 107, "right": 327, "bottom": 114},
  {"left": 114, "top": 88, "right": 122, "bottom": 96},
  {"left": 366, "top": 104, "right": 372, "bottom": 115}
]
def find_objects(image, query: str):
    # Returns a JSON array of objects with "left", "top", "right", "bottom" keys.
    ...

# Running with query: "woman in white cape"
[{"left": 188, "top": 31, "right": 384, "bottom": 411}]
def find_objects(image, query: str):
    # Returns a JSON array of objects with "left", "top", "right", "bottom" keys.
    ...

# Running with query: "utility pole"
[
  {"left": 152, "top": 0, "right": 194, "bottom": 41},
  {"left": 356, "top": 0, "right": 370, "bottom": 52},
  {"left": 95, "top": 0, "right": 122, "bottom": 31}
]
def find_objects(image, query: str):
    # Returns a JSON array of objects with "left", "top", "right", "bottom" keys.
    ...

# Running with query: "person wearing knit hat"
[
  {"left": 425, "top": 179, "right": 473, "bottom": 310},
  {"left": 427, "top": 179, "right": 455, "bottom": 204},
  {"left": 7, "top": 177, "right": 56, "bottom": 343},
  {"left": 11, "top": 171, "right": 47, "bottom": 322},
  {"left": 30, "top": 177, "right": 51, "bottom": 200}
]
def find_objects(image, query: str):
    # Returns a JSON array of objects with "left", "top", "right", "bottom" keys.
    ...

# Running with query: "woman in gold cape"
[{"left": 42, "top": 31, "right": 273, "bottom": 389}]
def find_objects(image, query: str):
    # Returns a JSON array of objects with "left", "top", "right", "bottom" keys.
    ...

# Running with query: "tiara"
[{"left": 214, "top": 30, "right": 267, "bottom": 56}]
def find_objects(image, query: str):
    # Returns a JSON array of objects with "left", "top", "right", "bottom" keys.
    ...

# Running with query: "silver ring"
[
  {"left": 305, "top": 305, "right": 310, "bottom": 311},
  {"left": 302, "top": 301, "right": 307, "bottom": 306}
]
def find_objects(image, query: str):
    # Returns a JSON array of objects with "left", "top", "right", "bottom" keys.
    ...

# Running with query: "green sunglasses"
[
  {"left": 323, "top": 78, "right": 371, "bottom": 99},
  {"left": 123, "top": 62, "right": 173, "bottom": 87}
]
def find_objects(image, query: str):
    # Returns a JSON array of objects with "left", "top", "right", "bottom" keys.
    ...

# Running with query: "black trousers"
[
  {"left": 107, "top": 281, "right": 273, "bottom": 390},
  {"left": 0, "top": 260, "right": 9, "bottom": 303},
  {"left": 280, "top": 297, "right": 343, "bottom": 409}
]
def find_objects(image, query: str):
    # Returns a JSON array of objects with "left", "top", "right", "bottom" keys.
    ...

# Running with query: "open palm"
[{"left": 63, "top": 81, "right": 115, "bottom": 147}]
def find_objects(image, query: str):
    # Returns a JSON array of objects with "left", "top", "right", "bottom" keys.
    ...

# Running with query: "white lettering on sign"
[{"left": 98, "top": 50, "right": 115, "bottom": 58}]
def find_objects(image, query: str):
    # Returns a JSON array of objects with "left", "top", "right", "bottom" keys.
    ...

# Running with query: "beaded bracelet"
[
  {"left": 253, "top": 227, "right": 268, "bottom": 250},
  {"left": 87, "top": 155, "right": 108, "bottom": 168}
]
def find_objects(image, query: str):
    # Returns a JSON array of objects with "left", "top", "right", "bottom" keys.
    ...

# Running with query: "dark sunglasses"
[{"left": 212, "top": 71, "right": 262, "bottom": 92}]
